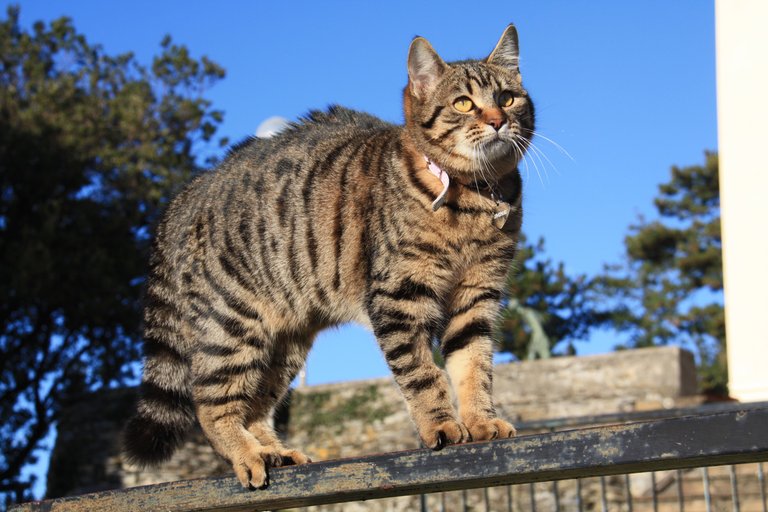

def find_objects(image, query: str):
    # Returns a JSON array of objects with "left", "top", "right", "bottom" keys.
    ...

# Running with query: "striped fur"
[{"left": 123, "top": 24, "right": 534, "bottom": 488}]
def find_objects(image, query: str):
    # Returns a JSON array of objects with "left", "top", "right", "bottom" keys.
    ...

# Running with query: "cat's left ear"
[
  {"left": 408, "top": 37, "right": 447, "bottom": 99},
  {"left": 487, "top": 24, "right": 520, "bottom": 73}
]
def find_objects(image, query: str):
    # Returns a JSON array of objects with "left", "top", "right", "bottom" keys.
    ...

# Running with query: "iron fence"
[
  {"left": 417, "top": 462, "right": 766, "bottom": 512},
  {"left": 11, "top": 402, "right": 768, "bottom": 512},
  {"left": 418, "top": 401, "right": 768, "bottom": 512}
]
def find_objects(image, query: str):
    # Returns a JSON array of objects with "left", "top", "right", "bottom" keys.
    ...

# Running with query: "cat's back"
[
  {"left": 154, "top": 106, "right": 401, "bottom": 319},
  {"left": 163, "top": 106, "right": 395, "bottom": 226},
  {"left": 227, "top": 106, "right": 394, "bottom": 170}
]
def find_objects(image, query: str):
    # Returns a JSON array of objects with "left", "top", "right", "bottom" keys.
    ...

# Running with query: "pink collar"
[
  {"left": 424, "top": 156, "right": 513, "bottom": 230},
  {"left": 424, "top": 156, "right": 450, "bottom": 211}
]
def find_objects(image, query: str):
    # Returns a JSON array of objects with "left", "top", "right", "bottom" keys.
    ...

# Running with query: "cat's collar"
[
  {"left": 424, "top": 156, "right": 450, "bottom": 211},
  {"left": 423, "top": 156, "right": 513, "bottom": 230}
]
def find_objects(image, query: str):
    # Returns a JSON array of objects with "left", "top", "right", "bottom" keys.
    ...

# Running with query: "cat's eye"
[
  {"left": 453, "top": 97, "right": 474, "bottom": 113},
  {"left": 499, "top": 91, "right": 514, "bottom": 108}
]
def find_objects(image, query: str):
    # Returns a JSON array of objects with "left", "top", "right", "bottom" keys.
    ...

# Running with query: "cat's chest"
[
  {"left": 426, "top": 195, "right": 513, "bottom": 240},
  {"left": 404, "top": 206, "right": 513, "bottom": 267}
]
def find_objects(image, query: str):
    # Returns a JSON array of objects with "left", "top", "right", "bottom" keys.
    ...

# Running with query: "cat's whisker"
[
  {"left": 510, "top": 136, "right": 538, "bottom": 185},
  {"left": 528, "top": 149, "right": 545, "bottom": 185},
  {"left": 483, "top": 152, "right": 501, "bottom": 190},
  {"left": 482, "top": 143, "right": 503, "bottom": 187},
  {"left": 508, "top": 136, "right": 529, "bottom": 181},
  {"left": 511, "top": 137, "right": 524, "bottom": 162},
  {"left": 526, "top": 129, "right": 574, "bottom": 161},
  {"left": 475, "top": 145, "right": 498, "bottom": 191},
  {"left": 521, "top": 133, "right": 561, "bottom": 180},
  {"left": 521, "top": 138, "right": 554, "bottom": 183},
  {"left": 526, "top": 139, "right": 560, "bottom": 178},
  {"left": 507, "top": 137, "right": 523, "bottom": 173}
]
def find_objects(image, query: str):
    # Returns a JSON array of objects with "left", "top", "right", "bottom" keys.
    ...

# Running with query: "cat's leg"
[
  {"left": 441, "top": 267, "right": 516, "bottom": 442},
  {"left": 245, "top": 331, "right": 315, "bottom": 467},
  {"left": 194, "top": 374, "right": 276, "bottom": 487},
  {"left": 367, "top": 277, "right": 469, "bottom": 449},
  {"left": 190, "top": 320, "right": 288, "bottom": 489}
]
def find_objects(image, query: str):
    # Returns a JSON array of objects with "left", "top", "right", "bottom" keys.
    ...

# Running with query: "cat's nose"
[
  {"left": 482, "top": 109, "right": 505, "bottom": 131},
  {"left": 487, "top": 119, "right": 503, "bottom": 131}
]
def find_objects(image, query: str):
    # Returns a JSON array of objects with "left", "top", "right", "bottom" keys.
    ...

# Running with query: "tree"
[
  {"left": 0, "top": 6, "right": 226, "bottom": 505},
  {"left": 496, "top": 235, "right": 607, "bottom": 360},
  {"left": 595, "top": 153, "right": 725, "bottom": 394}
]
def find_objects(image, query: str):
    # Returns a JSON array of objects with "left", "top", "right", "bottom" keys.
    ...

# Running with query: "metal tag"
[{"left": 492, "top": 202, "right": 512, "bottom": 230}]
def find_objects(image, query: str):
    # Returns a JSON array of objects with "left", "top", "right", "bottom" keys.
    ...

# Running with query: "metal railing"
[
  {"left": 421, "top": 402, "right": 768, "bottom": 512},
  {"left": 11, "top": 402, "right": 768, "bottom": 512},
  {"left": 422, "top": 461, "right": 766, "bottom": 511}
]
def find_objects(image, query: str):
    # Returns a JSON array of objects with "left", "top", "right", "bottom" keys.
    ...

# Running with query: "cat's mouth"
[
  {"left": 483, "top": 134, "right": 506, "bottom": 146},
  {"left": 478, "top": 134, "right": 515, "bottom": 159},
  {"left": 484, "top": 127, "right": 530, "bottom": 161}
]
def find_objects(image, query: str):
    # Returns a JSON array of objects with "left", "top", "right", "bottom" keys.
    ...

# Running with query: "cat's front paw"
[
  {"left": 233, "top": 449, "right": 271, "bottom": 489},
  {"left": 419, "top": 419, "right": 470, "bottom": 450},
  {"left": 463, "top": 416, "right": 516, "bottom": 442}
]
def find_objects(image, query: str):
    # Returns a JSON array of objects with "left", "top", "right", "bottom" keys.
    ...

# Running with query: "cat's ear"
[
  {"left": 487, "top": 24, "right": 520, "bottom": 73},
  {"left": 407, "top": 37, "right": 446, "bottom": 99}
]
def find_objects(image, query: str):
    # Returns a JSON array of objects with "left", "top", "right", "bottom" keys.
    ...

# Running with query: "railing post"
[
  {"left": 729, "top": 465, "right": 741, "bottom": 512},
  {"left": 701, "top": 467, "right": 712, "bottom": 512}
]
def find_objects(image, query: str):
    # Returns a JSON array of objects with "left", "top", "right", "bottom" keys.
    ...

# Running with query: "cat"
[{"left": 123, "top": 24, "right": 535, "bottom": 489}]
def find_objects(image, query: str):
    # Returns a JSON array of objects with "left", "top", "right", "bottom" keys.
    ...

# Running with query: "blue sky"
[{"left": 7, "top": 1, "right": 717, "bottom": 386}]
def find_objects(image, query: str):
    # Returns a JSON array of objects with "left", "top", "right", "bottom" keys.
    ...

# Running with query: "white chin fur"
[{"left": 481, "top": 138, "right": 515, "bottom": 161}]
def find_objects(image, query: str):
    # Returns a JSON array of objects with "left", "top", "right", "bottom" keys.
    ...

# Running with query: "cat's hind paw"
[
  {"left": 233, "top": 447, "right": 312, "bottom": 489},
  {"left": 273, "top": 448, "right": 312, "bottom": 466}
]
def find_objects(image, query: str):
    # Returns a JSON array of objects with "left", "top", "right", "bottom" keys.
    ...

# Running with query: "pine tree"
[
  {"left": 595, "top": 153, "right": 725, "bottom": 394},
  {"left": 496, "top": 236, "right": 606, "bottom": 360}
]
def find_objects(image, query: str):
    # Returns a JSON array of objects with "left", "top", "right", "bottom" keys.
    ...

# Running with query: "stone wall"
[{"left": 47, "top": 346, "right": 701, "bottom": 506}]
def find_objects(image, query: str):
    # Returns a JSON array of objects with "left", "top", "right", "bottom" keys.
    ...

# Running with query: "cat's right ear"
[
  {"left": 487, "top": 24, "right": 520, "bottom": 74},
  {"left": 407, "top": 37, "right": 446, "bottom": 99}
]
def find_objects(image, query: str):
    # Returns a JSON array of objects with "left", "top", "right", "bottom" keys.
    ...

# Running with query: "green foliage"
[
  {"left": 290, "top": 386, "right": 393, "bottom": 435},
  {"left": 594, "top": 152, "right": 725, "bottom": 395},
  {"left": 0, "top": 6, "right": 225, "bottom": 504},
  {"left": 496, "top": 235, "right": 607, "bottom": 359}
]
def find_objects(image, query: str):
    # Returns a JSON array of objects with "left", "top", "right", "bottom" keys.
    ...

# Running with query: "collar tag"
[
  {"left": 492, "top": 201, "right": 512, "bottom": 230},
  {"left": 424, "top": 157, "right": 450, "bottom": 211}
]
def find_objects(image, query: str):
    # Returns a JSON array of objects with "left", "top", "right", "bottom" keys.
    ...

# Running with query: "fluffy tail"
[
  {"left": 123, "top": 379, "right": 195, "bottom": 466},
  {"left": 123, "top": 271, "right": 195, "bottom": 466}
]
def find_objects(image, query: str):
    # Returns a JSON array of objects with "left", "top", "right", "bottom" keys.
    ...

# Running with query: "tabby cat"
[{"left": 124, "top": 24, "right": 535, "bottom": 489}]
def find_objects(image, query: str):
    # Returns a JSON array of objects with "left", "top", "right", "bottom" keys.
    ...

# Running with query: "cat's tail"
[
  {"left": 123, "top": 382, "right": 195, "bottom": 466},
  {"left": 123, "top": 278, "right": 195, "bottom": 466}
]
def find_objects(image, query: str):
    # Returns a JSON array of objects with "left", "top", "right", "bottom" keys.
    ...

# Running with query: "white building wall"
[{"left": 716, "top": 0, "right": 768, "bottom": 401}]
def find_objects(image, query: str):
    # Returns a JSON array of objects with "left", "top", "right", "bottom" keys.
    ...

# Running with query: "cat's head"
[{"left": 404, "top": 25, "right": 534, "bottom": 182}]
